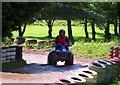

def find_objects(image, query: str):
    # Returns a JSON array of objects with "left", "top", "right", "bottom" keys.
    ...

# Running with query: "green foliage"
[
  {"left": 2, "top": 2, "right": 49, "bottom": 40},
  {"left": 32, "top": 20, "right": 47, "bottom": 26},
  {"left": 2, "top": 3, "right": 14, "bottom": 38},
  {"left": 110, "top": 75, "right": 120, "bottom": 85},
  {"left": 25, "top": 43, "right": 38, "bottom": 49},
  {"left": 3, "top": 2, "right": 120, "bottom": 40},
  {"left": 54, "top": 20, "right": 67, "bottom": 26},
  {"left": 25, "top": 42, "right": 53, "bottom": 51},
  {"left": 70, "top": 39, "right": 118, "bottom": 59},
  {"left": 38, "top": 42, "right": 53, "bottom": 50},
  {"left": 2, "top": 37, "right": 13, "bottom": 46}
]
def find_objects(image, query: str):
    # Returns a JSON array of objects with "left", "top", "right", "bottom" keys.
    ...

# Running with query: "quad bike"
[{"left": 47, "top": 44, "right": 74, "bottom": 66}]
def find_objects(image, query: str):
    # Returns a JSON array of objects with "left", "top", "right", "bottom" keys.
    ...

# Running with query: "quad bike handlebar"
[{"left": 54, "top": 42, "right": 72, "bottom": 47}]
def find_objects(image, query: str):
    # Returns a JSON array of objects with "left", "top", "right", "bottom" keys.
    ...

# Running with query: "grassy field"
[
  {"left": 12, "top": 21, "right": 119, "bottom": 59},
  {"left": 13, "top": 24, "right": 115, "bottom": 40}
]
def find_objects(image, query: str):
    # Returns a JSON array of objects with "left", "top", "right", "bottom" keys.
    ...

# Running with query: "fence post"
[{"left": 9, "top": 46, "right": 23, "bottom": 60}]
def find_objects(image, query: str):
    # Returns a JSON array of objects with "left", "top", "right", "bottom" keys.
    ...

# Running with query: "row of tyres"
[
  {"left": 55, "top": 60, "right": 119, "bottom": 85},
  {"left": 2, "top": 47, "right": 16, "bottom": 63},
  {"left": 89, "top": 60, "right": 118, "bottom": 83},
  {"left": 1, "top": 46, "right": 23, "bottom": 63}
]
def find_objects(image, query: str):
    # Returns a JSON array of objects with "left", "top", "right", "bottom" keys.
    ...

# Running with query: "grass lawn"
[
  {"left": 13, "top": 24, "right": 114, "bottom": 40},
  {"left": 2, "top": 59, "right": 27, "bottom": 70}
]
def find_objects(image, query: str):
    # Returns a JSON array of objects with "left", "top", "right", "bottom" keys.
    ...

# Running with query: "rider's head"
[{"left": 59, "top": 29, "right": 65, "bottom": 37}]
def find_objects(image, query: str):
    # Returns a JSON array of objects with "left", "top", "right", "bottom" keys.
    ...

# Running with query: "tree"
[
  {"left": 67, "top": 19, "right": 74, "bottom": 44},
  {"left": 64, "top": 2, "right": 100, "bottom": 39},
  {"left": 2, "top": 2, "right": 48, "bottom": 40},
  {"left": 40, "top": 3, "right": 56, "bottom": 38},
  {"left": 88, "top": 2, "right": 117, "bottom": 41},
  {"left": 12, "top": 2, "right": 48, "bottom": 37},
  {"left": 18, "top": 22, "right": 27, "bottom": 37}
]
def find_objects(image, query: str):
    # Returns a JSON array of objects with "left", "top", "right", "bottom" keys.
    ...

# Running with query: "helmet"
[{"left": 59, "top": 29, "right": 65, "bottom": 35}]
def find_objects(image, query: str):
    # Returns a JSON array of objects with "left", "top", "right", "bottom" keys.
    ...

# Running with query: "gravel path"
[{"left": 1, "top": 49, "right": 98, "bottom": 83}]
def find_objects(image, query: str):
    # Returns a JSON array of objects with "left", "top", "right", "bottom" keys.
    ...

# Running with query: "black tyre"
[
  {"left": 65, "top": 54, "right": 74, "bottom": 65},
  {"left": 48, "top": 53, "right": 52, "bottom": 65},
  {"left": 48, "top": 52, "right": 57, "bottom": 65}
]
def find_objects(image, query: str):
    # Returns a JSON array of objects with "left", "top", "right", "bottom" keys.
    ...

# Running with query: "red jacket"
[
  {"left": 58, "top": 36, "right": 66, "bottom": 44},
  {"left": 55, "top": 35, "right": 69, "bottom": 45}
]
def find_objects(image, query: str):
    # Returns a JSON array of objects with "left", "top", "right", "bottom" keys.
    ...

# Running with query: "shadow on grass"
[
  {"left": 89, "top": 32, "right": 119, "bottom": 39},
  {"left": 24, "top": 34, "right": 119, "bottom": 43},
  {"left": 74, "top": 36, "right": 105, "bottom": 43},
  {"left": 24, "top": 35, "right": 104, "bottom": 43},
  {"left": 74, "top": 33, "right": 119, "bottom": 43},
  {"left": 89, "top": 32, "right": 105, "bottom": 37},
  {"left": 24, "top": 36, "right": 55, "bottom": 40}
]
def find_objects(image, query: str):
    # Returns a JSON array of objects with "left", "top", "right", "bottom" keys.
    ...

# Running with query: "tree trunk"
[
  {"left": 18, "top": 25, "right": 22, "bottom": 37},
  {"left": 114, "top": 20, "right": 118, "bottom": 36},
  {"left": 46, "top": 20, "right": 54, "bottom": 38},
  {"left": 105, "top": 19, "right": 111, "bottom": 42},
  {"left": 48, "top": 21, "right": 52, "bottom": 38},
  {"left": 84, "top": 18, "right": 89, "bottom": 38},
  {"left": 91, "top": 21, "right": 96, "bottom": 40},
  {"left": 21, "top": 22, "right": 27, "bottom": 37},
  {"left": 67, "top": 19, "right": 74, "bottom": 44},
  {"left": 18, "top": 22, "right": 27, "bottom": 37}
]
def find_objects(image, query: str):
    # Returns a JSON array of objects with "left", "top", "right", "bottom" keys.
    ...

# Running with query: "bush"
[
  {"left": 70, "top": 39, "right": 118, "bottom": 59},
  {"left": 2, "top": 37, "right": 13, "bottom": 46}
]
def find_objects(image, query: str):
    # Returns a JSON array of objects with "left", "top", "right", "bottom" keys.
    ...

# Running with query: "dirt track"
[{"left": 1, "top": 49, "right": 98, "bottom": 83}]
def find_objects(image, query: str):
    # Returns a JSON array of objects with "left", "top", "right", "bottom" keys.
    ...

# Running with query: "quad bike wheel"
[
  {"left": 48, "top": 52, "right": 57, "bottom": 65},
  {"left": 65, "top": 54, "right": 74, "bottom": 65}
]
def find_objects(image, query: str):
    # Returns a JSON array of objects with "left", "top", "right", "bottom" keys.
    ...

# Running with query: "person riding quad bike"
[
  {"left": 47, "top": 29, "right": 74, "bottom": 65},
  {"left": 54, "top": 29, "right": 71, "bottom": 50}
]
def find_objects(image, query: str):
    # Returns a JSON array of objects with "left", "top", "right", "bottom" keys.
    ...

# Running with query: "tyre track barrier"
[
  {"left": 103, "top": 60, "right": 118, "bottom": 79},
  {"left": 88, "top": 62, "right": 106, "bottom": 83},
  {"left": 78, "top": 72, "right": 95, "bottom": 84},
  {"left": 55, "top": 59, "right": 119, "bottom": 84},
  {"left": 56, "top": 73, "right": 95, "bottom": 85},
  {"left": 2, "top": 46, "right": 23, "bottom": 63},
  {"left": 56, "top": 75, "right": 86, "bottom": 85},
  {"left": 94, "top": 60, "right": 112, "bottom": 83},
  {"left": 79, "top": 68, "right": 98, "bottom": 83}
]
